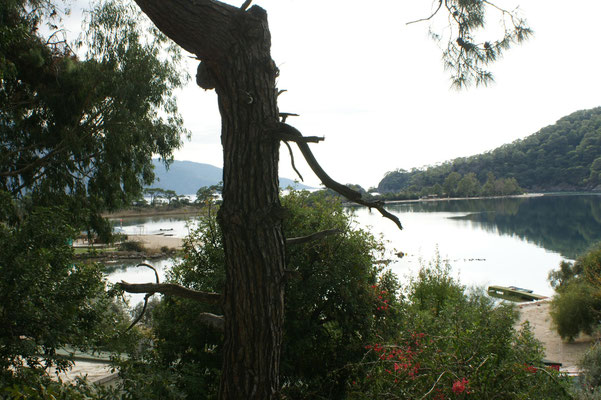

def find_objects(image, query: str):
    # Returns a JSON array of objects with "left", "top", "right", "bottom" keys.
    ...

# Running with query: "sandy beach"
[
  {"left": 516, "top": 299, "right": 596, "bottom": 373},
  {"left": 127, "top": 233, "right": 184, "bottom": 250}
]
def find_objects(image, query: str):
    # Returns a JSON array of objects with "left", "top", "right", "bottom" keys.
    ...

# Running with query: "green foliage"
[
  {"left": 549, "top": 243, "right": 601, "bottom": 340},
  {"left": 0, "top": 0, "right": 180, "bottom": 390},
  {"left": 1, "top": 368, "right": 120, "bottom": 399},
  {"left": 550, "top": 281, "right": 601, "bottom": 341},
  {"left": 116, "top": 190, "right": 399, "bottom": 399},
  {"left": 0, "top": 0, "right": 187, "bottom": 233},
  {"left": 578, "top": 343, "right": 601, "bottom": 396},
  {"left": 424, "top": 0, "right": 532, "bottom": 88},
  {"left": 195, "top": 184, "right": 222, "bottom": 206},
  {"left": 0, "top": 203, "right": 132, "bottom": 386},
  {"left": 119, "top": 240, "right": 146, "bottom": 252},
  {"left": 456, "top": 172, "right": 481, "bottom": 197},
  {"left": 349, "top": 257, "right": 572, "bottom": 399},
  {"left": 378, "top": 107, "right": 601, "bottom": 195}
]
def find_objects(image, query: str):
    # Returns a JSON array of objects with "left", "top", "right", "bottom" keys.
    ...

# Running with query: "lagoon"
[{"left": 106, "top": 193, "right": 601, "bottom": 304}]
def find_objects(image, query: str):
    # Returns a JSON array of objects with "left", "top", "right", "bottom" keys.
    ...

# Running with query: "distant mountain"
[
  {"left": 378, "top": 107, "right": 601, "bottom": 193},
  {"left": 149, "top": 159, "right": 313, "bottom": 195}
]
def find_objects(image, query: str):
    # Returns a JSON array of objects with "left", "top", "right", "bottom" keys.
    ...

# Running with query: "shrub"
[
  {"left": 119, "top": 240, "right": 146, "bottom": 252},
  {"left": 348, "top": 257, "right": 572, "bottom": 399},
  {"left": 550, "top": 281, "right": 601, "bottom": 341},
  {"left": 581, "top": 343, "right": 601, "bottom": 388},
  {"left": 549, "top": 243, "right": 601, "bottom": 340}
]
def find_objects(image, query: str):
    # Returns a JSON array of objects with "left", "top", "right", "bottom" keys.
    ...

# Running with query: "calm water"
[
  {"left": 353, "top": 194, "right": 601, "bottom": 296},
  {"left": 107, "top": 194, "right": 601, "bottom": 303}
]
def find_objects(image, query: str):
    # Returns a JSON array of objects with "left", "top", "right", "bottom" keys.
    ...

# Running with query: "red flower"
[{"left": 452, "top": 378, "right": 469, "bottom": 394}]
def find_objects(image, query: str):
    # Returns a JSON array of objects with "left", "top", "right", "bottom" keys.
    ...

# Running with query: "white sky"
[{"left": 69, "top": 0, "right": 601, "bottom": 189}]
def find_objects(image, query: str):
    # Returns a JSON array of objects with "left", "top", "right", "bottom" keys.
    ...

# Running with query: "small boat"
[{"left": 487, "top": 285, "right": 548, "bottom": 302}]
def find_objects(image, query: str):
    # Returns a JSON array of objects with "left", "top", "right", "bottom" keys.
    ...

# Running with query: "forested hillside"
[{"left": 378, "top": 107, "right": 601, "bottom": 194}]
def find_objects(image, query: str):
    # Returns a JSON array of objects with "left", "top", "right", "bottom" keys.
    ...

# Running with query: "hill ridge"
[
  {"left": 149, "top": 159, "right": 313, "bottom": 195},
  {"left": 378, "top": 107, "right": 601, "bottom": 193}
]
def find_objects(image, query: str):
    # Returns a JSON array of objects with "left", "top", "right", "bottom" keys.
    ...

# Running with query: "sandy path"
[{"left": 516, "top": 299, "right": 596, "bottom": 373}]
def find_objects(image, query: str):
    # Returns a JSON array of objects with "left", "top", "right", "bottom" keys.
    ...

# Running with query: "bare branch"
[
  {"left": 272, "top": 122, "right": 323, "bottom": 143},
  {"left": 199, "top": 312, "right": 224, "bottom": 330},
  {"left": 133, "top": 0, "right": 240, "bottom": 60},
  {"left": 279, "top": 112, "right": 299, "bottom": 123},
  {"left": 125, "top": 293, "right": 151, "bottom": 332},
  {"left": 278, "top": 122, "right": 402, "bottom": 230},
  {"left": 137, "top": 262, "right": 160, "bottom": 283},
  {"left": 240, "top": 0, "right": 252, "bottom": 11},
  {"left": 124, "top": 263, "right": 161, "bottom": 332},
  {"left": 419, "top": 371, "right": 447, "bottom": 400},
  {"left": 119, "top": 282, "right": 221, "bottom": 304},
  {"left": 286, "top": 229, "right": 342, "bottom": 245},
  {"left": 282, "top": 141, "right": 304, "bottom": 182},
  {"left": 278, "top": 133, "right": 324, "bottom": 143},
  {"left": 406, "top": 0, "right": 443, "bottom": 25}
]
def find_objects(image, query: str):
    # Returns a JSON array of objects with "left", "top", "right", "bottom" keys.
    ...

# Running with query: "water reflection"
[
  {"left": 110, "top": 215, "right": 199, "bottom": 237},
  {"left": 381, "top": 195, "right": 601, "bottom": 260},
  {"left": 445, "top": 195, "right": 601, "bottom": 260}
]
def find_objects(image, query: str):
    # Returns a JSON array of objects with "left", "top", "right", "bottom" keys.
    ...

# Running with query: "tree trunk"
[
  {"left": 132, "top": 1, "right": 284, "bottom": 398},
  {"left": 214, "top": 10, "right": 285, "bottom": 400}
]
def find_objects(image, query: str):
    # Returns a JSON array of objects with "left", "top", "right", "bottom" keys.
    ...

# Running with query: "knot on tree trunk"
[{"left": 196, "top": 61, "right": 216, "bottom": 90}]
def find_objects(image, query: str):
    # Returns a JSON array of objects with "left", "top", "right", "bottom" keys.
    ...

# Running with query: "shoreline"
[
  {"left": 517, "top": 299, "right": 597, "bottom": 374},
  {"left": 105, "top": 193, "right": 552, "bottom": 218},
  {"left": 74, "top": 234, "right": 184, "bottom": 261},
  {"left": 381, "top": 192, "right": 545, "bottom": 205},
  {"left": 103, "top": 206, "right": 203, "bottom": 219}
]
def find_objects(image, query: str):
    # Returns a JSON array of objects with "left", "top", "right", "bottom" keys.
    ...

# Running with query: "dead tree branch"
[
  {"left": 279, "top": 112, "right": 299, "bottom": 122},
  {"left": 240, "top": 0, "right": 252, "bottom": 11},
  {"left": 286, "top": 229, "right": 342, "bottom": 245},
  {"left": 124, "top": 263, "right": 160, "bottom": 332},
  {"left": 274, "top": 123, "right": 403, "bottom": 230},
  {"left": 406, "top": 0, "right": 443, "bottom": 25},
  {"left": 119, "top": 282, "right": 221, "bottom": 304},
  {"left": 282, "top": 140, "right": 304, "bottom": 182},
  {"left": 273, "top": 122, "right": 323, "bottom": 143},
  {"left": 125, "top": 293, "right": 152, "bottom": 332},
  {"left": 138, "top": 262, "right": 160, "bottom": 283}
]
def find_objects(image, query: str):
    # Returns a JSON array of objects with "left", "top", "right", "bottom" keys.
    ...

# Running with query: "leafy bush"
[
  {"left": 574, "top": 343, "right": 601, "bottom": 399},
  {"left": 581, "top": 343, "right": 601, "bottom": 388},
  {"left": 119, "top": 241, "right": 146, "bottom": 252},
  {"left": 348, "top": 257, "right": 572, "bottom": 399},
  {"left": 549, "top": 243, "right": 601, "bottom": 340},
  {"left": 1, "top": 370, "right": 120, "bottom": 400},
  {"left": 0, "top": 206, "right": 131, "bottom": 386},
  {"left": 550, "top": 281, "right": 601, "bottom": 341}
]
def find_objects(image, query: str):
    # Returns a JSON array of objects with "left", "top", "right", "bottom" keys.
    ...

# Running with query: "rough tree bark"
[{"left": 131, "top": 1, "right": 284, "bottom": 398}]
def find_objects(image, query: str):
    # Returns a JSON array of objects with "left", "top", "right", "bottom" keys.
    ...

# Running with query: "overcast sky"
[{"left": 70, "top": 0, "right": 601, "bottom": 189}]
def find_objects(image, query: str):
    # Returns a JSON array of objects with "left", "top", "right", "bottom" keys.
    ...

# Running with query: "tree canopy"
[
  {"left": 0, "top": 0, "right": 187, "bottom": 388},
  {"left": 0, "top": 0, "right": 187, "bottom": 235}
]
